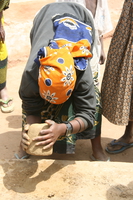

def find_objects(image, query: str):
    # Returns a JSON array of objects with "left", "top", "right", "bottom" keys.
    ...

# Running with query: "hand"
[
  {"left": 99, "top": 50, "right": 106, "bottom": 65},
  {"left": 0, "top": 25, "right": 5, "bottom": 43},
  {"left": 32, "top": 120, "right": 66, "bottom": 150},
  {"left": 21, "top": 124, "right": 30, "bottom": 151}
]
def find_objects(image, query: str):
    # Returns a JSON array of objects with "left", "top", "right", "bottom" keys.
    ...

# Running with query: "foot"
[
  {"left": 0, "top": 87, "right": 14, "bottom": 112},
  {"left": 14, "top": 146, "right": 30, "bottom": 159},
  {"left": 106, "top": 137, "right": 133, "bottom": 153},
  {"left": 91, "top": 136, "right": 109, "bottom": 161},
  {"left": 92, "top": 149, "right": 109, "bottom": 161}
]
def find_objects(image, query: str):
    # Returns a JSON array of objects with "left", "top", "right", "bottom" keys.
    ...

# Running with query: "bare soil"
[{"left": 0, "top": 0, "right": 133, "bottom": 200}]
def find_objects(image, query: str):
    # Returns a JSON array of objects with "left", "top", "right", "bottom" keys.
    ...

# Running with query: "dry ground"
[{"left": 0, "top": 0, "right": 133, "bottom": 199}]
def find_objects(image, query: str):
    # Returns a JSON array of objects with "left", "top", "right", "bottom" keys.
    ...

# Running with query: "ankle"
[{"left": 0, "top": 87, "right": 9, "bottom": 100}]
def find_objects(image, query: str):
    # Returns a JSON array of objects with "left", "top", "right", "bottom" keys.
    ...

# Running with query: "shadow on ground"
[
  {"left": 0, "top": 159, "right": 75, "bottom": 193},
  {"left": 106, "top": 181, "right": 133, "bottom": 200}
]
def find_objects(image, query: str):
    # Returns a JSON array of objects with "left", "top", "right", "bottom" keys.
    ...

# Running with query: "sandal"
[
  {"left": 90, "top": 154, "right": 110, "bottom": 162},
  {"left": 14, "top": 153, "right": 30, "bottom": 159},
  {"left": 0, "top": 98, "right": 14, "bottom": 113},
  {"left": 105, "top": 139, "right": 133, "bottom": 154}
]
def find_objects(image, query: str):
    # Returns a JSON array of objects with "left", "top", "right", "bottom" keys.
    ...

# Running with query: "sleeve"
[
  {"left": 19, "top": 4, "right": 54, "bottom": 116},
  {"left": 19, "top": 2, "right": 96, "bottom": 119},
  {"left": 72, "top": 64, "right": 96, "bottom": 129},
  {"left": 19, "top": 62, "right": 46, "bottom": 116}
]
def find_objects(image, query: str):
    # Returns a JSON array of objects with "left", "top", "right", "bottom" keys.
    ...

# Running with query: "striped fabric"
[{"left": 0, "top": 0, "right": 9, "bottom": 90}]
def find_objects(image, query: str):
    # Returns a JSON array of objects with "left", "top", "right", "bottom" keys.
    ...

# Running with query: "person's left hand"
[{"left": 32, "top": 120, "right": 66, "bottom": 150}]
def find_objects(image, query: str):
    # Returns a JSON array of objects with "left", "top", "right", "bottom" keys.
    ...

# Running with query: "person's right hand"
[{"left": 21, "top": 124, "right": 30, "bottom": 151}]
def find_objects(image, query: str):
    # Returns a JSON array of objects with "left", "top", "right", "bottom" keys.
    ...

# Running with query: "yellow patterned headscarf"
[{"left": 38, "top": 46, "right": 76, "bottom": 104}]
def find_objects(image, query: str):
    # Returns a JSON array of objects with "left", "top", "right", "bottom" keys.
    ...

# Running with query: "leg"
[
  {"left": 89, "top": 83, "right": 109, "bottom": 161},
  {"left": 119, "top": 121, "right": 133, "bottom": 143},
  {"left": 14, "top": 139, "right": 30, "bottom": 159},
  {"left": 15, "top": 144, "right": 29, "bottom": 159},
  {"left": 0, "top": 86, "right": 14, "bottom": 109},
  {"left": 0, "top": 26, "right": 14, "bottom": 112},
  {"left": 14, "top": 113, "right": 30, "bottom": 159},
  {"left": 106, "top": 121, "right": 133, "bottom": 154},
  {"left": 91, "top": 135, "right": 109, "bottom": 161}
]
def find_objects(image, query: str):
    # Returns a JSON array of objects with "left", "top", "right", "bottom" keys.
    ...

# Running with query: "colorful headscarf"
[
  {"left": 35, "top": 13, "right": 93, "bottom": 104},
  {"left": 38, "top": 46, "right": 76, "bottom": 104}
]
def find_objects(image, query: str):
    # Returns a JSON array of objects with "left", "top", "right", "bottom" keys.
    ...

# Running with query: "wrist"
[
  {"left": 60, "top": 123, "right": 67, "bottom": 136},
  {"left": 65, "top": 122, "right": 73, "bottom": 136},
  {"left": 61, "top": 121, "right": 73, "bottom": 137}
]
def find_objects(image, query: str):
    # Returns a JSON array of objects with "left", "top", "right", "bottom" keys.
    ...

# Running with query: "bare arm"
[
  {"left": 0, "top": 11, "right": 5, "bottom": 43},
  {"left": 99, "top": 35, "right": 106, "bottom": 65},
  {"left": 85, "top": 0, "right": 97, "bottom": 17},
  {"left": 22, "top": 115, "right": 85, "bottom": 151}
]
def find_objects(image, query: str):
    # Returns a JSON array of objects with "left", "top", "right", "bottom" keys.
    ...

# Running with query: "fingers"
[
  {"left": 27, "top": 121, "right": 57, "bottom": 150},
  {"left": 43, "top": 142, "right": 54, "bottom": 150},
  {"left": 33, "top": 134, "right": 48, "bottom": 141},
  {"left": 21, "top": 142, "right": 29, "bottom": 151},
  {"left": 21, "top": 132, "right": 30, "bottom": 151},
  {"left": 39, "top": 120, "right": 54, "bottom": 135},
  {"left": 35, "top": 138, "right": 54, "bottom": 150},
  {"left": 45, "top": 119, "right": 55, "bottom": 126},
  {"left": 23, "top": 132, "right": 30, "bottom": 141},
  {"left": 35, "top": 138, "right": 53, "bottom": 146},
  {"left": 24, "top": 124, "right": 30, "bottom": 133},
  {"left": 33, "top": 133, "right": 53, "bottom": 144},
  {"left": 33, "top": 133, "right": 54, "bottom": 150}
]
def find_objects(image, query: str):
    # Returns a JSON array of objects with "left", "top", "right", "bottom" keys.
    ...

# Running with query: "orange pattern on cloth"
[
  {"left": 36, "top": 13, "right": 93, "bottom": 105},
  {"left": 38, "top": 47, "right": 76, "bottom": 104},
  {"left": 55, "top": 39, "right": 92, "bottom": 58}
]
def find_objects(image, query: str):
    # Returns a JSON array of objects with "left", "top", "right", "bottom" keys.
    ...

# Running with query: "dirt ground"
[{"left": 0, "top": 0, "right": 133, "bottom": 200}]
